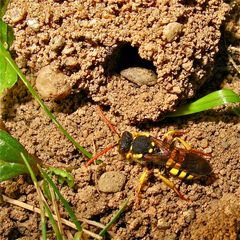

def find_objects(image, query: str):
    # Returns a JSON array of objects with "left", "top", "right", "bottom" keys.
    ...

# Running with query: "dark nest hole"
[{"left": 103, "top": 42, "right": 156, "bottom": 76}]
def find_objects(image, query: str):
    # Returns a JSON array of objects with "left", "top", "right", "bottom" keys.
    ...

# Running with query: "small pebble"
[
  {"left": 219, "top": 169, "right": 225, "bottom": 175},
  {"left": 204, "top": 147, "right": 213, "bottom": 154},
  {"left": 200, "top": 139, "right": 209, "bottom": 148},
  {"left": 157, "top": 218, "right": 171, "bottom": 229},
  {"left": 164, "top": 233, "right": 177, "bottom": 240},
  {"left": 64, "top": 57, "right": 78, "bottom": 68},
  {"left": 36, "top": 65, "right": 71, "bottom": 100},
  {"left": 62, "top": 46, "right": 75, "bottom": 55},
  {"left": 98, "top": 171, "right": 126, "bottom": 193},
  {"left": 221, "top": 141, "right": 230, "bottom": 149},
  {"left": 27, "top": 18, "right": 40, "bottom": 31},
  {"left": 120, "top": 67, "right": 157, "bottom": 86},
  {"left": 50, "top": 36, "right": 65, "bottom": 51},
  {"left": 183, "top": 209, "right": 196, "bottom": 223},
  {"left": 9, "top": 8, "right": 27, "bottom": 23},
  {"left": 163, "top": 22, "right": 182, "bottom": 42}
]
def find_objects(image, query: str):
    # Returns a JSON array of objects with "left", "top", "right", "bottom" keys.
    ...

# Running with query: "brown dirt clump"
[
  {"left": 3, "top": 0, "right": 229, "bottom": 122},
  {"left": 188, "top": 193, "right": 240, "bottom": 240}
]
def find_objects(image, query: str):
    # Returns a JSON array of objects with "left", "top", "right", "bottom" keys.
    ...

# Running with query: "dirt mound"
[{"left": 4, "top": 0, "right": 229, "bottom": 122}]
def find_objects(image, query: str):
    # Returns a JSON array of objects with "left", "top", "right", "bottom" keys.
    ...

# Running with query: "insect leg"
[
  {"left": 135, "top": 168, "right": 151, "bottom": 204},
  {"left": 162, "top": 130, "right": 191, "bottom": 150},
  {"left": 154, "top": 169, "right": 191, "bottom": 202},
  {"left": 172, "top": 137, "right": 191, "bottom": 150},
  {"left": 189, "top": 148, "right": 211, "bottom": 158},
  {"left": 163, "top": 130, "right": 187, "bottom": 142}
]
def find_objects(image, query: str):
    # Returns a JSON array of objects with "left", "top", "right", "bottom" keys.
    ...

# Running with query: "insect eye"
[{"left": 119, "top": 131, "right": 133, "bottom": 154}]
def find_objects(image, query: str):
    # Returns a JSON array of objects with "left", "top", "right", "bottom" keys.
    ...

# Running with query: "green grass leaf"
[
  {"left": 0, "top": 130, "right": 39, "bottom": 182},
  {"left": 0, "top": 20, "right": 17, "bottom": 95},
  {"left": 99, "top": 198, "right": 129, "bottom": 237},
  {"left": 21, "top": 152, "right": 48, "bottom": 240},
  {"left": 0, "top": 160, "right": 29, "bottom": 181},
  {"left": 0, "top": 130, "right": 39, "bottom": 167},
  {"left": 43, "top": 202, "right": 63, "bottom": 240},
  {"left": 232, "top": 107, "right": 240, "bottom": 116},
  {"left": 0, "top": 19, "right": 14, "bottom": 47},
  {"left": 48, "top": 167, "right": 75, "bottom": 188},
  {"left": 166, "top": 89, "right": 240, "bottom": 117}
]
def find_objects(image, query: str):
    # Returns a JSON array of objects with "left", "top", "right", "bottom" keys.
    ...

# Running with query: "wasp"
[{"left": 86, "top": 106, "right": 213, "bottom": 201}]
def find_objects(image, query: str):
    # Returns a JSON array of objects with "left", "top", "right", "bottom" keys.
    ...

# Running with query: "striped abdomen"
[{"left": 165, "top": 148, "right": 212, "bottom": 180}]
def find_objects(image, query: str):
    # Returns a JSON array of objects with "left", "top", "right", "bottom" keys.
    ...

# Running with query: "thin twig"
[
  {"left": 2, "top": 195, "right": 103, "bottom": 240},
  {"left": 49, "top": 186, "right": 64, "bottom": 237},
  {"left": 228, "top": 53, "right": 240, "bottom": 74},
  {"left": 80, "top": 219, "right": 106, "bottom": 230},
  {"left": 20, "top": 153, "right": 47, "bottom": 240}
]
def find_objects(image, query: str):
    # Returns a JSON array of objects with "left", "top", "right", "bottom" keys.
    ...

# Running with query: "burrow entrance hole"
[{"left": 103, "top": 42, "right": 156, "bottom": 76}]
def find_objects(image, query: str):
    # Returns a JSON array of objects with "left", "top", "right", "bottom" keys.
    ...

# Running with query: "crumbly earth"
[
  {"left": 1, "top": 0, "right": 240, "bottom": 240},
  {"left": 3, "top": 0, "right": 229, "bottom": 122}
]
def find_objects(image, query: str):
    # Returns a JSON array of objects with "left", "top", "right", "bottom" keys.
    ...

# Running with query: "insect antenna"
[
  {"left": 96, "top": 105, "right": 120, "bottom": 137},
  {"left": 86, "top": 143, "right": 118, "bottom": 167},
  {"left": 86, "top": 106, "right": 120, "bottom": 167}
]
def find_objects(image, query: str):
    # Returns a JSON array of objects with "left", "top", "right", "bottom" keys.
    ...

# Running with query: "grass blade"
[
  {"left": 166, "top": 89, "right": 240, "bottom": 117},
  {"left": 0, "top": 20, "right": 17, "bottom": 94},
  {"left": 43, "top": 201, "right": 63, "bottom": 240},
  {"left": 21, "top": 152, "right": 47, "bottom": 240},
  {"left": 39, "top": 167, "right": 82, "bottom": 232},
  {"left": 232, "top": 107, "right": 240, "bottom": 116},
  {"left": 0, "top": 130, "right": 36, "bottom": 164},
  {"left": 0, "top": 19, "right": 14, "bottom": 47},
  {"left": 99, "top": 198, "right": 129, "bottom": 237},
  {"left": 0, "top": 130, "right": 39, "bottom": 180}
]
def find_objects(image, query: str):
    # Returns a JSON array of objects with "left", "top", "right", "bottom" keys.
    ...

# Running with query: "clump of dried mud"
[
  {"left": 1, "top": 0, "right": 240, "bottom": 240},
  {"left": 3, "top": 0, "right": 229, "bottom": 122}
]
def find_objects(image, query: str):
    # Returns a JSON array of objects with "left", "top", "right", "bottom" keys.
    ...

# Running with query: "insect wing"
[
  {"left": 142, "top": 153, "right": 167, "bottom": 167},
  {"left": 180, "top": 152, "right": 212, "bottom": 177},
  {"left": 150, "top": 137, "right": 171, "bottom": 158}
]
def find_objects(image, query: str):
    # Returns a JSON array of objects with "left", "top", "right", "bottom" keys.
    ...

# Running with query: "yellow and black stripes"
[
  {"left": 166, "top": 149, "right": 194, "bottom": 180},
  {"left": 169, "top": 167, "right": 194, "bottom": 180}
]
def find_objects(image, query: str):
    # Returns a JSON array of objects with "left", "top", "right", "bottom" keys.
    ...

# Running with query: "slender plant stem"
[
  {"left": 99, "top": 198, "right": 129, "bottom": 237},
  {"left": 2, "top": 194, "right": 104, "bottom": 239},
  {"left": 39, "top": 166, "right": 82, "bottom": 232},
  {"left": 50, "top": 186, "right": 65, "bottom": 237},
  {"left": 20, "top": 152, "right": 47, "bottom": 240}
]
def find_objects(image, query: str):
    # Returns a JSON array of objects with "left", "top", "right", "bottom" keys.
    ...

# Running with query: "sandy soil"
[{"left": 0, "top": 0, "right": 240, "bottom": 239}]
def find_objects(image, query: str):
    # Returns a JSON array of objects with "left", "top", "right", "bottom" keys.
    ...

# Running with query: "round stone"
[{"left": 98, "top": 171, "right": 126, "bottom": 193}]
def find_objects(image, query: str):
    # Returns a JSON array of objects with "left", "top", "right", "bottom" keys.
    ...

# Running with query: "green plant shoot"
[
  {"left": 0, "top": 19, "right": 17, "bottom": 95},
  {"left": 0, "top": 130, "right": 39, "bottom": 181},
  {"left": 167, "top": 89, "right": 240, "bottom": 117}
]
